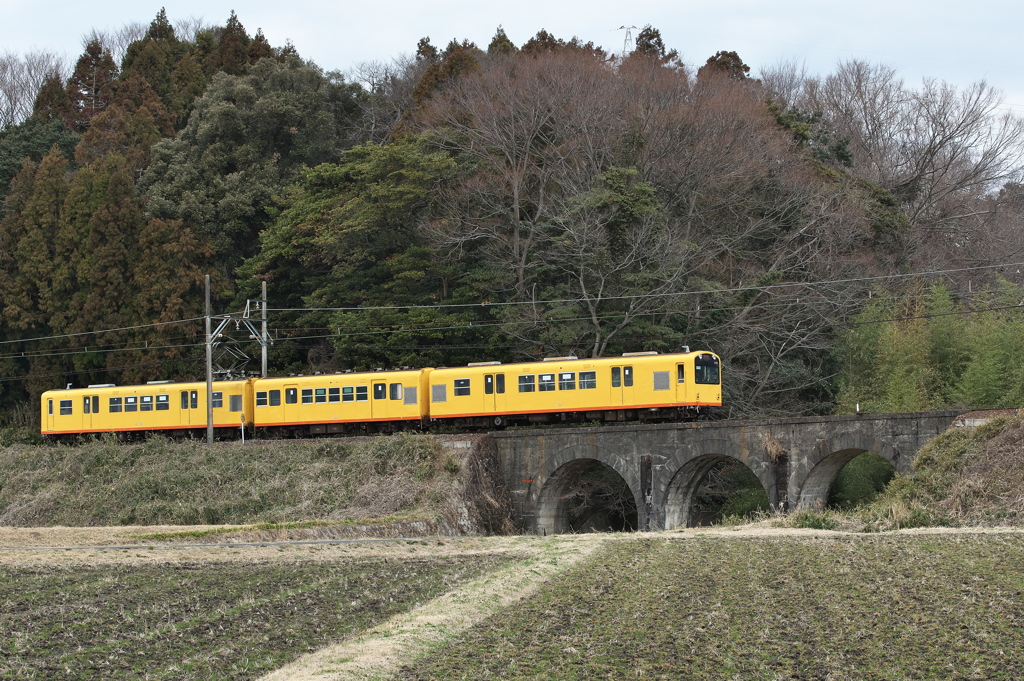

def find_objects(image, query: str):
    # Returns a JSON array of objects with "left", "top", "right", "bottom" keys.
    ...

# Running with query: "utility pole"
[
  {"left": 202, "top": 279, "right": 273, "bottom": 445},
  {"left": 261, "top": 280, "right": 268, "bottom": 378},
  {"left": 205, "top": 274, "right": 214, "bottom": 445}
]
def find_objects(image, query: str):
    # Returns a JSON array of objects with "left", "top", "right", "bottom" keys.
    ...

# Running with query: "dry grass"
[{"left": 0, "top": 434, "right": 512, "bottom": 537}]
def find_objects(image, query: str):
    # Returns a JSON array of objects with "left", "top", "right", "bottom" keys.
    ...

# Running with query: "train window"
[
  {"left": 315, "top": 388, "right": 327, "bottom": 404},
  {"left": 653, "top": 371, "right": 670, "bottom": 391},
  {"left": 229, "top": 395, "right": 243, "bottom": 412},
  {"left": 454, "top": 379, "right": 471, "bottom": 396},
  {"left": 156, "top": 395, "right": 169, "bottom": 411},
  {"left": 125, "top": 396, "right": 138, "bottom": 412},
  {"left": 212, "top": 392, "right": 223, "bottom": 409},
  {"left": 48, "top": 399, "right": 53, "bottom": 415},
  {"left": 301, "top": 389, "right": 313, "bottom": 404},
  {"left": 624, "top": 366, "right": 633, "bottom": 387},
  {"left": 256, "top": 391, "right": 268, "bottom": 407},
  {"left": 677, "top": 365, "right": 685, "bottom": 383},
  {"left": 286, "top": 388, "right": 298, "bottom": 404},
  {"left": 92, "top": 396, "right": 100, "bottom": 413},
  {"left": 328, "top": 388, "right": 339, "bottom": 403},
  {"left": 404, "top": 386, "right": 418, "bottom": 405},
  {"left": 580, "top": 371, "right": 596, "bottom": 389},
  {"left": 191, "top": 391, "right": 198, "bottom": 410},
  {"left": 373, "top": 384, "right": 386, "bottom": 400},
  {"left": 431, "top": 384, "right": 447, "bottom": 403},
  {"left": 270, "top": 390, "right": 282, "bottom": 406},
  {"left": 356, "top": 386, "right": 368, "bottom": 401},
  {"left": 484, "top": 375, "right": 493, "bottom": 395},
  {"left": 83, "top": 397, "right": 91, "bottom": 414},
  {"left": 140, "top": 395, "right": 154, "bottom": 411},
  {"left": 695, "top": 354, "right": 720, "bottom": 384},
  {"left": 342, "top": 387, "right": 354, "bottom": 402},
  {"left": 539, "top": 374, "right": 555, "bottom": 392},
  {"left": 611, "top": 367, "right": 621, "bottom": 387},
  {"left": 518, "top": 375, "right": 535, "bottom": 392},
  {"left": 109, "top": 397, "right": 122, "bottom": 413},
  {"left": 496, "top": 374, "right": 505, "bottom": 394},
  {"left": 59, "top": 399, "right": 72, "bottom": 415},
  {"left": 390, "top": 383, "right": 402, "bottom": 400},
  {"left": 559, "top": 372, "right": 576, "bottom": 390},
  {"left": 181, "top": 391, "right": 188, "bottom": 409}
]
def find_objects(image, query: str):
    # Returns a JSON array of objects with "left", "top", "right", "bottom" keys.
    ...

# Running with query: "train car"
[
  {"left": 250, "top": 369, "right": 432, "bottom": 437},
  {"left": 426, "top": 350, "right": 721, "bottom": 428},
  {"left": 40, "top": 380, "right": 254, "bottom": 440}
]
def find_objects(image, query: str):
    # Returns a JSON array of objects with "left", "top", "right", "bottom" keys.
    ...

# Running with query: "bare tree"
[
  {"left": 418, "top": 50, "right": 619, "bottom": 300},
  {"left": 348, "top": 55, "right": 429, "bottom": 143},
  {"left": 174, "top": 16, "right": 211, "bottom": 43},
  {"left": 0, "top": 50, "right": 66, "bottom": 128},
  {"left": 83, "top": 22, "right": 146, "bottom": 67}
]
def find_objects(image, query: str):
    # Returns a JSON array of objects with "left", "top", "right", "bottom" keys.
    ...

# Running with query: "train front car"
[
  {"left": 250, "top": 369, "right": 431, "bottom": 437},
  {"left": 40, "top": 380, "right": 255, "bottom": 441},
  {"left": 427, "top": 350, "right": 722, "bottom": 428}
]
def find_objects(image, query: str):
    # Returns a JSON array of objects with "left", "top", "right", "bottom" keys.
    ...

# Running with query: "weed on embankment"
[{"left": 397, "top": 533, "right": 1024, "bottom": 680}]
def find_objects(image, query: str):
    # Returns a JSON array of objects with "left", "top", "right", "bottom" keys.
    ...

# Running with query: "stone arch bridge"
[{"left": 488, "top": 411, "right": 963, "bottom": 534}]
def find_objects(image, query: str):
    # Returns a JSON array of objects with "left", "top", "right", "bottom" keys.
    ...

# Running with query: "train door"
[
  {"left": 46, "top": 399, "right": 54, "bottom": 432},
  {"left": 484, "top": 373, "right": 506, "bottom": 414},
  {"left": 610, "top": 365, "right": 634, "bottom": 406},
  {"left": 371, "top": 381, "right": 388, "bottom": 420},
  {"left": 180, "top": 389, "right": 199, "bottom": 426},
  {"left": 284, "top": 385, "right": 299, "bottom": 422},
  {"left": 82, "top": 395, "right": 98, "bottom": 430},
  {"left": 675, "top": 361, "right": 688, "bottom": 404}
]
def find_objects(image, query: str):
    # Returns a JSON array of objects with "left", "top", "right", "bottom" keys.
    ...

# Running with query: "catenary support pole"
[
  {"left": 206, "top": 274, "right": 214, "bottom": 445},
  {"left": 261, "top": 280, "right": 268, "bottom": 378}
]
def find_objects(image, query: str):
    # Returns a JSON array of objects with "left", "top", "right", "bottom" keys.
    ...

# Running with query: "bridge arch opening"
[
  {"left": 799, "top": 447, "right": 897, "bottom": 510},
  {"left": 536, "top": 459, "right": 638, "bottom": 534},
  {"left": 827, "top": 451, "right": 897, "bottom": 509},
  {"left": 665, "top": 455, "right": 769, "bottom": 529}
]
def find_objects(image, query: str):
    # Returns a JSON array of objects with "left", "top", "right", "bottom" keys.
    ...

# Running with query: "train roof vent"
[
  {"left": 468, "top": 361, "right": 502, "bottom": 366},
  {"left": 146, "top": 380, "right": 172, "bottom": 385},
  {"left": 543, "top": 355, "right": 578, "bottom": 361},
  {"left": 87, "top": 383, "right": 116, "bottom": 388},
  {"left": 622, "top": 351, "right": 658, "bottom": 357}
]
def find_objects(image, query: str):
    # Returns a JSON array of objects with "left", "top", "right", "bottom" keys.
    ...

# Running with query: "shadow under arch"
[
  {"left": 535, "top": 458, "right": 640, "bottom": 535},
  {"left": 664, "top": 453, "right": 770, "bottom": 529},
  {"left": 795, "top": 434, "right": 900, "bottom": 510}
]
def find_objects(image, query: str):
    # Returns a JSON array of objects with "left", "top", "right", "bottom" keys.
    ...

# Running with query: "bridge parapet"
[{"left": 489, "top": 410, "right": 963, "bottom": 534}]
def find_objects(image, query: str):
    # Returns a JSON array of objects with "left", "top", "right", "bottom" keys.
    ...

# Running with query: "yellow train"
[{"left": 40, "top": 350, "right": 721, "bottom": 439}]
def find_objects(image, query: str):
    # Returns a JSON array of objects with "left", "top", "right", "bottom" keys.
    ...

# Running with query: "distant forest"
[{"left": 2, "top": 9, "right": 1023, "bottom": 420}]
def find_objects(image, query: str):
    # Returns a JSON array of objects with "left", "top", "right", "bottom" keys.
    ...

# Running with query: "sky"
[{"left": 3, "top": 0, "right": 1023, "bottom": 115}]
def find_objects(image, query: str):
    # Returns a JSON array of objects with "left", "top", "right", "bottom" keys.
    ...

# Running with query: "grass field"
[
  {"left": 396, "top": 532, "right": 1024, "bottom": 680},
  {"left": 0, "top": 548, "right": 517, "bottom": 680},
  {"left": 3, "top": 529, "right": 1022, "bottom": 680}
]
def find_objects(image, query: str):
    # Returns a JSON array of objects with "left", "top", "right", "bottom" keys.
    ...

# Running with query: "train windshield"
[{"left": 694, "top": 354, "right": 720, "bottom": 384}]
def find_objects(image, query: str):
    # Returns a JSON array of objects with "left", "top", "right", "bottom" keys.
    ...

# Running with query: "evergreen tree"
[
  {"left": 0, "top": 149, "right": 72, "bottom": 402},
  {"left": 31, "top": 72, "right": 75, "bottom": 128},
  {"left": 0, "top": 116, "right": 79, "bottom": 202},
  {"left": 65, "top": 39, "right": 119, "bottom": 131},
  {"left": 247, "top": 29, "right": 274, "bottom": 63},
  {"left": 205, "top": 11, "right": 251, "bottom": 76},
  {"left": 140, "top": 56, "right": 365, "bottom": 273}
]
